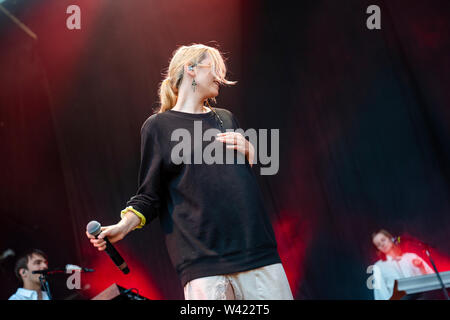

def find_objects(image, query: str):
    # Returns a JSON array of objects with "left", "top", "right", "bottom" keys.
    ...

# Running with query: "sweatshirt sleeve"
[{"left": 122, "top": 116, "right": 163, "bottom": 227}]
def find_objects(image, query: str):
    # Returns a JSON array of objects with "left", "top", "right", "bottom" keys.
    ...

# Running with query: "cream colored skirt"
[{"left": 183, "top": 263, "right": 294, "bottom": 300}]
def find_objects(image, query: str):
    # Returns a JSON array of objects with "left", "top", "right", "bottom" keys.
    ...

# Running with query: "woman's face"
[
  {"left": 193, "top": 53, "right": 221, "bottom": 99},
  {"left": 372, "top": 233, "right": 394, "bottom": 254}
]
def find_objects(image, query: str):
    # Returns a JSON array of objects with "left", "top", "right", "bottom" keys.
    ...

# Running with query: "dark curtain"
[
  {"left": 241, "top": 0, "right": 450, "bottom": 299},
  {"left": 0, "top": 0, "right": 449, "bottom": 300}
]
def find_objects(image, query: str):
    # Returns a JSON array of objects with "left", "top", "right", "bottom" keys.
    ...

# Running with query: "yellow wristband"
[{"left": 120, "top": 206, "right": 146, "bottom": 229}]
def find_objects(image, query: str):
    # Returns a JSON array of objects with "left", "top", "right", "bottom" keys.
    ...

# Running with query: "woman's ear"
[{"left": 185, "top": 64, "right": 196, "bottom": 77}]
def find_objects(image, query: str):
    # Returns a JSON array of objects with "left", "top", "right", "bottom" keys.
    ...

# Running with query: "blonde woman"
[{"left": 86, "top": 44, "right": 293, "bottom": 300}]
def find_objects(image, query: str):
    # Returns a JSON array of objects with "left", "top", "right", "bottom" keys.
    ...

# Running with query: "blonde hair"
[{"left": 158, "top": 44, "right": 236, "bottom": 113}]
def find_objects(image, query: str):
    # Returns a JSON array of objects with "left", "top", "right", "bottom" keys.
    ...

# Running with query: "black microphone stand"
[
  {"left": 422, "top": 243, "right": 450, "bottom": 300},
  {"left": 38, "top": 274, "right": 52, "bottom": 300},
  {"left": 402, "top": 236, "right": 450, "bottom": 300}
]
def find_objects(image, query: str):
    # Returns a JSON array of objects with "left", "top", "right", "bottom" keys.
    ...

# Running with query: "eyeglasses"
[
  {"left": 191, "top": 63, "right": 212, "bottom": 69},
  {"left": 189, "top": 63, "right": 221, "bottom": 80}
]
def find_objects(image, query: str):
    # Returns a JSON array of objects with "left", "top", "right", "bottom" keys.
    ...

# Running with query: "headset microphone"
[{"left": 392, "top": 236, "right": 401, "bottom": 244}]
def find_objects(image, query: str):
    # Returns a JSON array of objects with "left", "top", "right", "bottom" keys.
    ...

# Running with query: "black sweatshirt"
[{"left": 126, "top": 107, "right": 281, "bottom": 286}]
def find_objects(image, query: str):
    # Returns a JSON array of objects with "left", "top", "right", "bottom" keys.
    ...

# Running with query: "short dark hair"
[{"left": 14, "top": 249, "right": 48, "bottom": 284}]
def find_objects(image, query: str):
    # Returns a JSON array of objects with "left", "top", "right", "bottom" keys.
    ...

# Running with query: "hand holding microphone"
[
  {"left": 86, "top": 220, "right": 130, "bottom": 274},
  {"left": 85, "top": 211, "right": 142, "bottom": 274},
  {"left": 86, "top": 222, "right": 128, "bottom": 252}
]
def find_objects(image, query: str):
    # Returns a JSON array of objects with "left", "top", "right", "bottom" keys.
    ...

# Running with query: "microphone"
[
  {"left": 86, "top": 221, "right": 130, "bottom": 274},
  {"left": 65, "top": 264, "right": 94, "bottom": 273},
  {"left": 32, "top": 265, "right": 94, "bottom": 275}
]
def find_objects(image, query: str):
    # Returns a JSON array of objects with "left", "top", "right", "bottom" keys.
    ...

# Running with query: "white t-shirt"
[
  {"left": 373, "top": 252, "right": 434, "bottom": 300},
  {"left": 8, "top": 288, "right": 50, "bottom": 300}
]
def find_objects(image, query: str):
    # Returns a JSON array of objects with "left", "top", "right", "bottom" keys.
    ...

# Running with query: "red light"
[
  {"left": 273, "top": 211, "right": 314, "bottom": 293},
  {"left": 81, "top": 248, "right": 162, "bottom": 300}
]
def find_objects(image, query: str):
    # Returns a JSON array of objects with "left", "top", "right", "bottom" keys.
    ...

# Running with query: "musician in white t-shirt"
[
  {"left": 9, "top": 249, "right": 50, "bottom": 300},
  {"left": 371, "top": 229, "right": 433, "bottom": 300}
]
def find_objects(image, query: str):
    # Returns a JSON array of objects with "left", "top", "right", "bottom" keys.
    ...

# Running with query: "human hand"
[
  {"left": 216, "top": 132, "right": 255, "bottom": 166},
  {"left": 412, "top": 258, "right": 423, "bottom": 268},
  {"left": 85, "top": 223, "right": 128, "bottom": 251}
]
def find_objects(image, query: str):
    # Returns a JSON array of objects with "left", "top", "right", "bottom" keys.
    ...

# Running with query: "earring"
[{"left": 192, "top": 79, "right": 197, "bottom": 92}]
